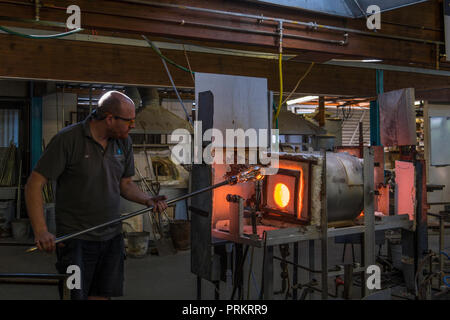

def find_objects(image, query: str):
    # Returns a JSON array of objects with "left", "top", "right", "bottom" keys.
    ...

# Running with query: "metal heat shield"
[
  {"left": 190, "top": 91, "right": 222, "bottom": 282},
  {"left": 378, "top": 88, "right": 416, "bottom": 147},
  {"left": 395, "top": 161, "right": 415, "bottom": 221}
]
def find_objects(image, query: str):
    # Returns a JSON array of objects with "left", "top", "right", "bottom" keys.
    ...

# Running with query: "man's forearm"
[
  {"left": 25, "top": 178, "right": 48, "bottom": 235},
  {"left": 120, "top": 179, "right": 151, "bottom": 206}
]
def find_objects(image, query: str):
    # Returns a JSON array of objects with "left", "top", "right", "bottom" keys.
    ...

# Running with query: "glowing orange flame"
[{"left": 274, "top": 183, "right": 290, "bottom": 208}]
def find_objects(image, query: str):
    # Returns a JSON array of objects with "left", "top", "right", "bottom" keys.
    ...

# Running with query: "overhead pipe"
[
  {"left": 3, "top": 0, "right": 346, "bottom": 45},
  {"left": 174, "top": 18, "right": 348, "bottom": 45},
  {"left": 3, "top": 0, "right": 442, "bottom": 45},
  {"left": 116, "top": 0, "right": 443, "bottom": 46}
]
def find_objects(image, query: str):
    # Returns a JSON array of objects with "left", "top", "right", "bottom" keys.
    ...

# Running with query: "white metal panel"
[
  {"left": 424, "top": 103, "right": 450, "bottom": 211},
  {"left": 379, "top": 88, "right": 416, "bottom": 146},
  {"left": 430, "top": 116, "right": 450, "bottom": 166},
  {"left": 195, "top": 73, "right": 269, "bottom": 148}
]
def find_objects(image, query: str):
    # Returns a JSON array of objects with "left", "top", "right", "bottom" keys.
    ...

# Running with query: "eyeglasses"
[{"left": 113, "top": 115, "right": 135, "bottom": 126}]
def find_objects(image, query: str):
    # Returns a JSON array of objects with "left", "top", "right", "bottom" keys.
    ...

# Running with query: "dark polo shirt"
[{"left": 33, "top": 116, "right": 135, "bottom": 241}]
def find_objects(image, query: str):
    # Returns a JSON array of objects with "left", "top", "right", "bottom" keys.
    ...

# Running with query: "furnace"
[{"left": 211, "top": 151, "right": 365, "bottom": 244}]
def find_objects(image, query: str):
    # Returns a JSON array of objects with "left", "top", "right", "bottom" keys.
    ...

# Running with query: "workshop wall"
[
  {"left": 42, "top": 93, "right": 77, "bottom": 146},
  {"left": 0, "top": 80, "right": 28, "bottom": 97}
]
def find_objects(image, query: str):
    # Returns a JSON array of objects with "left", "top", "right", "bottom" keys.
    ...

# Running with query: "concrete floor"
[{"left": 0, "top": 232, "right": 449, "bottom": 300}]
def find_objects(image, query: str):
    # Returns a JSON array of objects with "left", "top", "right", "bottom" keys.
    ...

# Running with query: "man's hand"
[
  {"left": 145, "top": 195, "right": 168, "bottom": 213},
  {"left": 34, "top": 230, "right": 56, "bottom": 253}
]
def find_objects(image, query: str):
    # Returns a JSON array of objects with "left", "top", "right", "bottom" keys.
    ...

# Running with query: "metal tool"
[
  {"left": 26, "top": 166, "right": 264, "bottom": 253},
  {"left": 135, "top": 166, "right": 175, "bottom": 256}
]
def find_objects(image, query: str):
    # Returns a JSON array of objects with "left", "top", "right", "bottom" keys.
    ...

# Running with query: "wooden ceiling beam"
[
  {"left": 0, "top": 0, "right": 443, "bottom": 67},
  {"left": 416, "top": 87, "right": 450, "bottom": 102},
  {"left": 0, "top": 34, "right": 449, "bottom": 98}
]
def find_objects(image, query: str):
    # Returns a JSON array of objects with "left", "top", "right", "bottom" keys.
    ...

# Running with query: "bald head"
[
  {"left": 95, "top": 91, "right": 135, "bottom": 118},
  {"left": 90, "top": 91, "right": 136, "bottom": 139}
]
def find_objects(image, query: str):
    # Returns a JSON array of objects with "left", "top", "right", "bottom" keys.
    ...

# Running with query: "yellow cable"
[
  {"left": 273, "top": 51, "right": 283, "bottom": 126},
  {"left": 282, "top": 62, "right": 315, "bottom": 105}
]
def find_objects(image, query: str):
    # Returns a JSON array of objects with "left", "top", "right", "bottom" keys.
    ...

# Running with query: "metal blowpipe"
[{"left": 26, "top": 166, "right": 264, "bottom": 253}]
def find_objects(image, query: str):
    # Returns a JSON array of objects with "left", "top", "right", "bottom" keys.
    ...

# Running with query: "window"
[
  {"left": 430, "top": 116, "right": 450, "bottom": 166},
  {"left": 0, "top": 109, "right": 19, "bottom": 147}
]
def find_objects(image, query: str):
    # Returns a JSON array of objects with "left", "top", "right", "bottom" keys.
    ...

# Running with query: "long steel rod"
[{"left": 26, "top": 179, "right": 231, "bottom": 252}]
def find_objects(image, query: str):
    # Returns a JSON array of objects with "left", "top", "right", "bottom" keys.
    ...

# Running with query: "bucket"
[
  {"left": 125, "top": 232, "right": 150, "bottom": 258},
  {"left": 11, "top": 219, "right": 30, "bottom": 240},
  {"left": 169, "top": 220, "right": 190, "bottom": 250}
]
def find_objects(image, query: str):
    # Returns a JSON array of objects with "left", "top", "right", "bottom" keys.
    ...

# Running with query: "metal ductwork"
[
  {"left": 128, "top": 87, "right": 193, "bottom": 135},
  {"left": 244, "top": 0, "right": 427, "bottom": 18},
  {"left": 326, "top": 152, "right": 364, "bottom": 222},
  {"left": 124, "top": 87, "right": 142, "bottom": 110}
]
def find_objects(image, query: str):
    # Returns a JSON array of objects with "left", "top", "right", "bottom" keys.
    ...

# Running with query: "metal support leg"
[
  {"left": 439, "top": 215, "right": 444, "bottom": 287},
  {"left": 363, "top": 147, "right": 375, "bottom": 297},
  {"left": 321, "top": 239, "right": 328, "bottom": 300},
  {"left": 214, "top": 281, "right": 220, "bottom": 300},
  {"left": 235, "top": 244, "right": 243, "bottom": 299},
  {"left": 342, "top": 243, "right": 347, "bottom": 263},
  {"left": 263, "top": 245, "right": 274, "bottom": 300},
  {"left": 343, "top": 264, "right": 353, "bottom": 300},
  {"left": 62, "top": 281, "right": 70, "bottom": 300},
  {"left": 360, "top": 244, "right": 365, "bottom": 298},
  {"left": 321, "top": 150, "right": 328, "bottom": 300},
  {"left": 309, "top": 240, "right": 315, "bottom": 281},
  {"left": 309, "top": 240, "right": 315, "bottom": 299},
  {"left": 197, "top": 276, "right": 202, "bottom": 300},
  {"left": 293, "top": 242, "right": 298, "bottom": 300}
]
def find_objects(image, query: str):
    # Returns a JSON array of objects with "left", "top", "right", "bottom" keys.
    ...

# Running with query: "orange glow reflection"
[{"left": 274, "top": 183, "right": 290, "bottom": 208}]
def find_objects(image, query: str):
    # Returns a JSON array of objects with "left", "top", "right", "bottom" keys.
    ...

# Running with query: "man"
[{"left": 25, "top": 91, "right": 167, "bottom": 300}]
